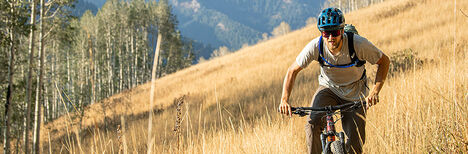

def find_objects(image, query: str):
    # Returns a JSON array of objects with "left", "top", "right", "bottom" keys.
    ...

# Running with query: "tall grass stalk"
[{"left": 42, "top": 0, "right": 467, "bottom": 153}]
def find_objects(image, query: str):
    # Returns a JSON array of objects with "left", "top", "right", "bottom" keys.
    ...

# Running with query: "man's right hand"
[
  {"left": 278, "top": 101, "right": 292, "bottom": 117},
  {"left": 279, "top": 62, "right": 302, "bottom": 117}
]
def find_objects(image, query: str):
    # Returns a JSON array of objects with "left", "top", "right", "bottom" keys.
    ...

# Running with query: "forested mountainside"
[
  {"left": 84, "top": 0, "right": 325, "bottom": 52},
  {"left": 172, "top": 0, "right": 326, "bottom": 50}
]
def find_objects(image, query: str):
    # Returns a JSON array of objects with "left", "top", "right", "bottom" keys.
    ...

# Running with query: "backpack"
[
  {"left": 317, "top": 24, "right": 367, "bottom": 80},
  {"left": 317, "top": 24, "right": 366, "bottom": 68}
]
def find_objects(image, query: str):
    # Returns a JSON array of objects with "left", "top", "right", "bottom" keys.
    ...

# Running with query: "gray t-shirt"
[{"left": 296, "top": 33, "right": 383, "bottom": 101}]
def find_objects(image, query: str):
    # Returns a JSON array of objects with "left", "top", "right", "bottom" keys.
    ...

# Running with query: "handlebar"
[{"left": 291, "top": 101, "right": 366, "bottom": 116}]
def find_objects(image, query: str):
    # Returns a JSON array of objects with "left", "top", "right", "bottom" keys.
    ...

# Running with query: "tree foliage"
[
  {"left": 0, "top": 0, "right": 194, "bottom": 152},
  {"left": 271, "top": 21, "right": 291, "bottom": 37},
  {"left": 210, "top": 46, "right": 230, "bottom": 59}
]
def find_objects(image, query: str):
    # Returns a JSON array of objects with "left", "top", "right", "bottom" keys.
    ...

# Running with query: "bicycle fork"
[
  {"left": 320, "top": 115, "right": 345, "bottom": 153},
  {"left": 320, "top": 115, "right": 334, "bottom": 153}
]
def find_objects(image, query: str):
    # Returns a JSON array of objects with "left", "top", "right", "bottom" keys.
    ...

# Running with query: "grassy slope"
[{"left": 41, "top": 0, "right": 467, "bottom": 153}]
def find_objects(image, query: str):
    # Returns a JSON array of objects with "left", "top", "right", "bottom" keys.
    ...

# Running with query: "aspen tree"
[{"left": 24, "top": 0, "right": 37, "bottom": 152}]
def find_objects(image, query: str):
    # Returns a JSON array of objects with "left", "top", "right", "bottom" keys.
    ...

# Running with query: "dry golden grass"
[{"left": 39, "top": 0, "right": 467, "bottom": 153}]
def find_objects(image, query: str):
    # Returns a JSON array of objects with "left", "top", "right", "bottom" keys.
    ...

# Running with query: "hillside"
[{"left": 41, "top": 0, "right": 467, "bottom": 153}]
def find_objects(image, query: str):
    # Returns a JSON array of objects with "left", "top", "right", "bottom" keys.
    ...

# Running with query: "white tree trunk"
[
  {"left": 81, "top": 38, "right": 86, "bottom": 107},
  {"left": 97, "top": 58, "right": 101, "bottom": 99},
  {"left": 33, "top": 0, "right": 45, "bottom": 152},
  {"left": 125, "top": 29, "right": 130, "bottom": 89},
  {"left": 24, "top": 0, "right": 37, "bottom": 153},
  {"left": 339, "top": 0, "right": 342, "bottom": 10},
  {"left": 119, "top": 48, "right": 123, "bottom": 91},
  {"left": 134, "top": 29, "right": 139, "bottom": 87},
  {"left": 44, "top": 85, "right": 49, "bottom": 122},
  {"left": 141, "top": 29, "right": 148, "bottom": 84},
  {"left": 4, "top": 2, "right": 16, "bottom": 153},
  {"left": 142, "top": 48, "right": 147, "bottom": 82},
  {"left": 52, "top": 50, "right": 57, "bottom": 119},
  {"left": 130, "top": 30, "right": 135, "bottom": 88},
  {"left": 147, "top": 32, "right": 162, "bottom": 154},
  {"left": 106, "top": 29, "right": 113, "bottom": 96},
  {"left": 88, "top": 32, "right": 95, "bottom": 104}
]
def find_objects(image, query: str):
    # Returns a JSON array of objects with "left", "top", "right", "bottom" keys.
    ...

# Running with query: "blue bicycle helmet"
[{"left": 317, "top": 7, "right": 345, "bottom": 31}]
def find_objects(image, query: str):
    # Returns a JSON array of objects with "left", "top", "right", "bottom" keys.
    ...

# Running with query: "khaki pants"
[{"left": 305, "top": 86, "right": 366, "bottom": 154}]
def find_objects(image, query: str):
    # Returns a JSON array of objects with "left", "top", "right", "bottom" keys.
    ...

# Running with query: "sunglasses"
[{"left": 321, "top": 30, "right": 342, "bottom": 37}]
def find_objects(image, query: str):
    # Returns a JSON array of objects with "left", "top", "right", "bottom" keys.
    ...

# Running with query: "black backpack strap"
[
  {"left": 347, "top": 32, "right": 367, "bottom": 83},
  {"left": 346, "top": 32, "right": 366, "bottom": 67},
  {"left": 317, "top": 36, "right": 325, "bottom": 67}
]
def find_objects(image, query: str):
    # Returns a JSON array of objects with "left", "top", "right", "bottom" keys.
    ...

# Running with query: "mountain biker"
[{"left": 278, "top": 7, "right": 390, "bottom": 154}]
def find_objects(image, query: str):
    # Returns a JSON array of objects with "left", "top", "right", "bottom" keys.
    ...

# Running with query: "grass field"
[{"left": 40, "top": 0, "right": 467, "bottom": 153}]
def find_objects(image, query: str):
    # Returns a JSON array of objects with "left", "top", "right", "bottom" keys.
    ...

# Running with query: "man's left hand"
[{"left": 366, "top": 92, "right": 379, "bottom": 110}]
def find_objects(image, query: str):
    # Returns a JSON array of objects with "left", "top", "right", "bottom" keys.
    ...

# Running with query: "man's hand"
[
  {"left": 366, "top": 91, "right": 379, "bottom": 110},
  {"left": 278, "top": 100, "right": 292, "bottom": 117},
  {"left": 366, "top": 54, "right": 389, "bottom": 110},
  {"left": 279, "top": 63, "right": 302, "bottom": 117}
]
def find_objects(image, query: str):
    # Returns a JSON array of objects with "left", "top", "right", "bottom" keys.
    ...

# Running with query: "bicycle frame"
[{"left": 291, "top": 101, "right": 365, "bottom": 154}]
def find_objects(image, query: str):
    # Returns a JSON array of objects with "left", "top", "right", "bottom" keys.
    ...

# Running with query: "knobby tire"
[{"left": 330, "top": 140, "right": 345, "bottom": 154}]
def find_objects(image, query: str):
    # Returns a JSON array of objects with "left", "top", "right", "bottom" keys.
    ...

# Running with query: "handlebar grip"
[{"left": 290, "top": 107, "right": 298, "bottom": 111}]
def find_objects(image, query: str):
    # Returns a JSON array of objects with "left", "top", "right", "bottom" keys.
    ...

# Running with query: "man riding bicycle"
[{"left": 278, "top": 8, "right": 390, "bottom": 154}]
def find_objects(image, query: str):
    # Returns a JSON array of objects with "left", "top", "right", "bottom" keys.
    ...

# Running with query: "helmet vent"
[{"left": 317, "top": 7, "right": 345, "bottom": 31}]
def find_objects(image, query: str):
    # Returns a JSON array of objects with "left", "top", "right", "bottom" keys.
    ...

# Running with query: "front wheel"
[{"left": 330, "top": 140, "right": 345, "bottom": 154}]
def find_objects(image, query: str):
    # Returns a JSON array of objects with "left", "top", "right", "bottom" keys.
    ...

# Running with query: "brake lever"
[
  {"left": 351, "top": 101, "right": 366, "bottom": 110},
  {"left": 293, "top": 110, "right": 308, "bottom": 117}
]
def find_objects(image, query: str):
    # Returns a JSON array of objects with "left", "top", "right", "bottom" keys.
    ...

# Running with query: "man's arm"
[
  {"left": 279, "top": 62, "right": 303, "bottom": 116},
  {"left": 366, "top": 53, "right": 390, "bottom": 109}
]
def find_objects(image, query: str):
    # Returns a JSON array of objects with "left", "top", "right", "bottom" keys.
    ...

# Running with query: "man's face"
[{"left": 322, "top": 29, "right": 343, "bottom": 50}]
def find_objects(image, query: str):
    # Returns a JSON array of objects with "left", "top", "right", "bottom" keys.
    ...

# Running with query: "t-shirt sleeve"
[
  {"left": 296, "top": 37, "right": 320, "bottom": 68},
  {"left": 354, "top": 35, "right": 383, "bottom": 65}
]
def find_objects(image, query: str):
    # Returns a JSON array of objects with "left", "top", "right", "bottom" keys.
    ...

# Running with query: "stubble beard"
[
  {"left": 330, "top": 42, "right": 339, "bottom": 50},
  {"left": 327, "top": 40, "right": 340, "bottom": 50},
  {"left": 327, "top": 35, "right": 342, "bottom": 51}
]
